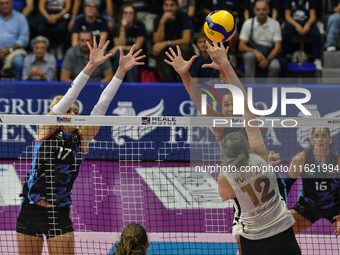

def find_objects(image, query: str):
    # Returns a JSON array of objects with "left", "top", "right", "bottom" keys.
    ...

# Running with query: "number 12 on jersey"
[{"left": 241, "top": 176, "right": 275, "bottom": 207}]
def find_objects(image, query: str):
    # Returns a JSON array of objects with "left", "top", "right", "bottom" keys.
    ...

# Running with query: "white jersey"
[{"left": 224, "top": 154, "right": 295, "bottom": 240}]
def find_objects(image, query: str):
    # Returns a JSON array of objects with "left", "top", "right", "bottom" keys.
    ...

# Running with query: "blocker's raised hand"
[
  {"left": 118, "top": 45, "right": 145, "bottom": 73},
  {"left": 164, "top": 45, "right": 196, "bottom": 76},
  {"left": 87, "top": 37, "right": 112, "bottom": 67},
  {"left": 206, "top": 40, "right": 230, "bottom": 68}
]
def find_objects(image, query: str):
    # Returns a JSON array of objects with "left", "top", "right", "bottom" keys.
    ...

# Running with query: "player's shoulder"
[{"left": 291, "top": 151, "right": 306, "bottom": 164}]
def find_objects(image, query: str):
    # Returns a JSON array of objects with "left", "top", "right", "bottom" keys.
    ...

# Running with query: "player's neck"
[
  {"left": 313, "top": 150, "right": 330, "bottom": 164},
  {"left": 61, "top": 126, "right": 76, "bottom": 135}
]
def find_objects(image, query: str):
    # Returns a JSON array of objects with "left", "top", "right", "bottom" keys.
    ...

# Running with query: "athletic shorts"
[
  {"left": 293, "top": 197, "right": 340, "bottom": 224},
  {"left": 16, "top": 198, "right": 73, "bottom": 239},
  {"left": 240, "top": 227, "right": 301, "bottom": 255}
]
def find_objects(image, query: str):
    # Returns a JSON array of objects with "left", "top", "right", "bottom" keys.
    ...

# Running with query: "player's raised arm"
[
  {"left": 206, "top": 41, "right": 267, "bottom": 160},
  {"left": 164, "top": 45, "right": 222, "bottom": 118},
  {"left": 37, "top": 37, "right": 112, "bottom": 140},
  {"left": 79, "top": 45, "right": 145, "bottom": 152}
]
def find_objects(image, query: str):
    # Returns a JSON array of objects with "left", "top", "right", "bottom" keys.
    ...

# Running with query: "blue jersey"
[
  {"left": 244, "top": 0, "right": 281, "bottom": 11},
  {"left": 284, "top": 0, "right": 316, "bottom": 23},
  {"left": 204, "top": 0, "right": 240, "bottom": 13},
  {"left": 72, "top": 13, "right": 108, "bottom": 43},
  {"left": 190, "top": 55, "right": 219, "bottom": 78},
  {"left": 300, "top": 150, "right": 340, "bottom": 210},
  {"left": 112, "top": 20, "right": 146, "bottom": 46},
  {"left": 22, "top": 127, "right": 84, "bottom": 207}
]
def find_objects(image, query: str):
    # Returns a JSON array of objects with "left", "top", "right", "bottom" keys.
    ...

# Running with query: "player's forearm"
[
  {"left": 83, "top": 62, "right": 99, "bottom": 76},
  {"left": 180, "top": 72, "right": 217, "bottom": 116}
]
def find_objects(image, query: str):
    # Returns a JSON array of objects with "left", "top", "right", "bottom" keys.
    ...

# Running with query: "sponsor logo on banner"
[
  {"left": 141, "top": 116, "right": 177, "bottom": 126},
  {"left": 135, "top": 167, "right": 232, "bottom": 209},
  {"left": 111, "top": 100, "right": 164, "bottom": 145},
  {"left": 150, "top": 116, "right": 177, "bottom": 126},
  {"left": 57, "top": 117, "right": 71, "bottom": 122},
  {"left": 142, "top": 117, "right": 150, "bottom": 125}
]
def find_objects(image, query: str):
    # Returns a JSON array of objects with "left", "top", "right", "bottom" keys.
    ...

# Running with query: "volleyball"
[{"left": 203, "top": 10, "right": 236, "bottom": 42}]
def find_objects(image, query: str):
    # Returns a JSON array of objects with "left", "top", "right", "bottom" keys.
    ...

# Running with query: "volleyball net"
[{"left": 0, "top": 115, "right": 339, "bottom": 254}]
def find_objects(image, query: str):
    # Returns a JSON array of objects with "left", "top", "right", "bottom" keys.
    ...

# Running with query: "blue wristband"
[{"left": 167, "top": 40, "right": 172, "bottom": 47}]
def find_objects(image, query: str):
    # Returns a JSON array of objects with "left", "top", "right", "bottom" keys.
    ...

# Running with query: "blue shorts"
[
  {"left": 293, "top": 197, "right": 340, "bottom": 224},
  {"left": 16, "top": 198, "right": 73, "bottom": 239}
]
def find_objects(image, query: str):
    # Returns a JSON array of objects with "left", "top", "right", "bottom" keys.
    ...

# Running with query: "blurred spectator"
[
  {"left": 190, "top": 31, "right": 218, "bottom": 78},
  {"left": 13, "top": 0, "right": 38, "bottom": 40},
  {"left": 71, "top": 0, "right": 108, "bottom": 46},
  {"left": 153, "top": 0, "right": 193, "bottom": 82},
  {"left": 282, "top": 0, "right": 322, "bottom": 70},
  {"left": 115, "top": 223, "right": 149, "bottom": 255},
  {"left": 203, "top": 0, "right": 241, "bottom": 67},
  {"left": 179, "top": 0, "right": 195, "bottom": 18},
  {"left": 115, "top": 1, "right": 156, "bottom": 36},
  {"left": 109, "top": 4, "right": 146, "bottom": 82},
  {"left": 0, "top": 0, "right": 29, "bottom": 80},
  {"left": 203, "top": 0, "right": 240, "bottom": 17},
  {"left": 60, "top": 30, "right": 113, "bottom": 82},
  {"left": 22, "top": 36, "right": 56, "bottom": 80},
  {"left": 244, "top": 0, "right": 280, "bottom": 20},
  {"left": 324, "top": 0, "right": 340, "bottom": 52},
  {"left": 239, "top": 0, "right": 281, "bottom": 78},
  {"left": 68, "top": 0, "right": 114, "bottom": 32},
  {"left": 37, "top": 0, "right": 71, "bottom": 59}
]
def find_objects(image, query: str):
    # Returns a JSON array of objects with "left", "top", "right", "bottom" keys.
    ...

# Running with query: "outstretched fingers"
[
  {"left": 202, "top": 63, "right": 212, "bottom": 69},
  {"left": 135, "top": 55, "right": 146, "bottom": 62},
  {"left": 128, "top": 44, "right": 136, "bottom": 55},
  {"left": 133, "top": 48, "right": 143, "bottom": 58},
  {"left": 225, "top": 46, "right": 230, "bottom": 55},
  {"left": 205, "top": 40, "right": 213, "bottom": 52},
  {"left": 168, "top": 47, "right": 179, "bottom": 59},
  {"left": 188, "top": 55, "right": 197, "bottom": 65},
  {"left": 102, "top": 39, "right": 110, "bottom": 52},
  {"left": 86, "top": 41, "right": 93, "bottom": 51},
  {"left": 176, "top": 45, "right": 182, "bottom": 57},
  {"left": 97, "top": 36, "right": 104, "bottom": 49},
  {"left": 103, "top": 52, "right": 113, "bottom": 60},
  {"left": 165, "top": 51, "right": 175, "bottom": 62},
  {"left": 93, "top": 36, "right": 98, "bottom": 49},
  {"left": 119, "top": 46, "right": 124, "bottom": 56},
  {"left": 164, "top": 59, "right": 172, "bottom": 65}
]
